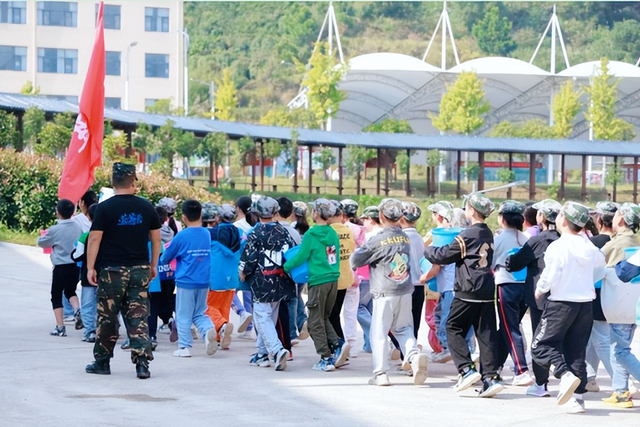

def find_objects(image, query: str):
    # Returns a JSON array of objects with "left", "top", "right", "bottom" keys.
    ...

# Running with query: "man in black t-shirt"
[{"left": 85, "top": 163, "right": 161, "bottom": 379}]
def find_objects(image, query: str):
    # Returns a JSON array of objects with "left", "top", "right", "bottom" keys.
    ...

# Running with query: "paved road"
[{"left": 0, "top": 242, "right": 638, "bottom": 426}]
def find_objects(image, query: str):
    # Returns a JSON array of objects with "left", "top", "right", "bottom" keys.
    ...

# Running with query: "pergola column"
[
  {"left": 251, "top": 140, "right": 257, "bottom": 192},
  {"left": 259, "top": 140, "right": 265, "bottom": 192},
  {"left": 581, "top": 155, "right": 588, "bottom": 202},
  {"left": 456, "top": 150, "right": 461, "bottom": 199},
  {"left": 634, "top": 157, "right": 638, "bottom": 204},
  {"left": 559, "top": 154, "right": 566, "bottom": 200},
  {"left": 405, "top": 148, "right": 411, "bottom": 197},
  {"left": 477, "top": 152, "right": 485, "bottom": 191},
  {"left": 338, "top": 146, "right": 343, "bottom": 196},
  {"left": 507, "top": 152, "right": 513, "bottom": 199},
  {"left": 376, "top": 148, "right": 381, "bottom": 195},
  {"left": 308, "top": 145, "right": 313, "bottom": 195},
  {"left": 529, "top": 153, "right": 536, "bottom": 201},
  {"left": 612, "top": 155, "right": 618, "bottom": 202},
  {"left": 293, "top": 145, "right": 298, "bottom": 193}
]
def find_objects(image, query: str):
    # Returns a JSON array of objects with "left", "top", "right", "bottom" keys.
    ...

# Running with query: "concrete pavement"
[{"left": 0, "top": 242, "right": 638, "bottom": 427}]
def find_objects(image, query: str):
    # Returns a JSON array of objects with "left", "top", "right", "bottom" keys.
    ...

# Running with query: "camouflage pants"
[{"left": 94, "top": 265, "right": 153, "bottom": 364}]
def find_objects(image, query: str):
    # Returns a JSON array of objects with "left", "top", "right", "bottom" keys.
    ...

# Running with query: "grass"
[{"left": 0, "top": 223, "right": 38, "bottom": 246}]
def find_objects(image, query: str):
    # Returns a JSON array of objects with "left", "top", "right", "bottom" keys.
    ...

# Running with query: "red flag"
[{"left": 58, "top": 2, "right": 105, "bottom": 204}]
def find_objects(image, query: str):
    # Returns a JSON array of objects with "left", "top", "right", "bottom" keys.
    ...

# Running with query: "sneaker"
[
  {"left": 557, "top": 371, "right": 581, "bottom": 406},
  {"left": 173, "top": 347, "right": 191, "bottom": 358},
  {"left": 585, "top": 379, "right": 600, "bottom": 393},
  {"left": 298, "top": 321, "right": 309, "bottom": 340},
  {"left": 430, "top": 350, "right": 453, "bottom": 364},
  {"left": 526, "top": 382, "right": 550, "bottom": 397},
  {"left": 512, "top": 371, "right": 534, "bottom": 387},
  {"left": 291, "top": 339, "right": 300, "bottom": 346},
  {"left": 249, "top": 353, "right": 270, "bottom": 367},
  {"left": 237, "top": 312, "right": 253, "bottom": 333},
  {"left": 191, "top": 325, "right": 198, "bottom": 340},
  {"left": 368, "top": 373, "right": 391, "bottom": 386},
  {"left": 333, "top": 342, "right": 351, "bottom": 368},
  {"left": 205, "top": 328, "right": 217, "bottom": 356},
  {"left": 63, "top": 315, "right": 74, "bottom": 324},
  {"left": 478, "top": 378, "right": 504, "bottom": 398},
  {"left": 411, "top": 353, "right": 429, "bottom": 385},
  {"left": 50, "top": 325, "right": 66, "bottom": 337},
  {"left": 82, "top": 332, "right": 96, "bottom": 343},
  {"left": 274, "top": 348, "right": 289, "bottom": 371},
  {"left": 169, "top": 319, "right": 178, "bottom": 343},
  {"left": 136, "top": 359, "right": 150, "bottom": 379},
  {"left": 454, "top": 368, "right": 482, "bottom": 393},
  {"left": 120, "top": 339, "right": 130, "bottom": 350},
  {"left": 313, "top": 357, "right": 336, "bottom": 372},
  {"left": 85, "top": 359, "right": 110, "bottom": 375},
  {"left": 158, "top": 323, "right": 171, "bottom": 335},
  {"left": 74, "top": 310, "right": 84, "bottom": 330},
  {"left": 220, "top": 323, "right": 234, "bottom": 350},
  {"left": 602, "top": 391, "right": 634, "bottom": 409},
  {"left": 237, "top": 330, "right": 256, "bottom": 340},
  {"left": 566, "top": 398, "right": 586, "bottom": 414},
  {"left": 150, "top": 337, "right": 158, "bottom": 351}
]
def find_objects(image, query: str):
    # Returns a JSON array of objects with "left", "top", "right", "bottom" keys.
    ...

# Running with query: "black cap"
[
  {"left": 112, "top": 162, "right": 137, "bottom": 180},
  {"left": 235, "top": 196, "right": 252, "bottom": 214}
]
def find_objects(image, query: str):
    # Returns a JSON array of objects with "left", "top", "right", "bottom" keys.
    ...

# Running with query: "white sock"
[{"left": 573, "top": 393, "right": 583, "bottom": 401}]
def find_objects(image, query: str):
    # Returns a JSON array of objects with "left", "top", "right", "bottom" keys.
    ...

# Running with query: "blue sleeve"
[
  {"left": 615, "top": 260, "right": 640, "bottom": 283},
  {"left": 161, "top": 233, "right": 181, "bottom": 264}
]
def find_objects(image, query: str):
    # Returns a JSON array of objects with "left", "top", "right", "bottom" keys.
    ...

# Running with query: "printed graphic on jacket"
[
  {"left": 390, "top": 253, "right": 409, "bottom": 281},
  {"left": 327, "top": 245, "right": 337, "bottom": 265}
]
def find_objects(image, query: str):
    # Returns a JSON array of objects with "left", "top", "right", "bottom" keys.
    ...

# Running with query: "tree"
[
  {"left": 148, "top": 120, "right": 177, "bottom": 164},
  {"left": 0, "top": 111, "right": 21, "bottom": 149},
  {"left": 173, "top": 130, "right": 198, "bottom": 180},
  {"left": 430, "top": 72, "right": 490, "bottom": 135},
  {"left": 282, "top": 130, "right": 299, "bottom": 178},
  {"left": 346, "top": 146, "right": 376, "bottom": 195},
  {"left": 317, "top": 147, "right": 335, "bottom": 180},
  {"left": 214, "top": 68, "right": 238, "bottom": 121},
  {"left": 263, "top": 139, "right": 283, "bottom": 178},
  {"left": 552, "top": 79, "right": 582, "bottom": 138},
  {"left": 132, "top": 122, "right": 156, "bottom": 155},
  {"left": 20, "top": 81, "right": 40, "bottom": 95},
  {"left": 146, "top": 99, "right": 184, "bottom": 116},
  {"left": 363, "top": 118, "right": 413, "bottom": 134},
  {"left": 198, "top": 132, "right": 227, "bottom": 186},
  {"left": 34, "top": 122, "right": 71, "bottom": 157},
  {"left": 22, "top": 107, "right": 46, "bottom": 149},
  {"left": 472, "top": 5, "right": 517, "bottom": 56},
  {"left": 260, "top": 106, "right": 318, "bottom": 129},
  {"left": 102, "top": 132, "right": 131, "bottom": 163},
  {"left": 585, "top": 57, "right": 635, "bottom": 141}
]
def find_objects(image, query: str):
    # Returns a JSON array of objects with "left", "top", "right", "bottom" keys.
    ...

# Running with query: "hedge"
[{"left": 0, "top": 150, "right": 221, "bottom": 233}]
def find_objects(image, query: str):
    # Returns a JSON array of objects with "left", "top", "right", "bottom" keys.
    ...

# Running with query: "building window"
[
  {"left": 96, "top": 3, "right": 120, "bottom": 30},
  {"left": 145, "top": 99, "right": 158, "bottom": 108},
  {"left": 105, "top": 97, "right": 121, "bottom": 109},
  {"left": 144, "top": 7, "right": 168, "bottom": 32},
  {"left": 145, "top": 53, "right": 169, "bottom": 78},
  {"left": 0, "top": 1, "right": 27, "bottom": 24},
  {"left": 105, "top": 51, "right": 120, "bottom": 76},
  {"left": 0, "top": 45, "right": 27, "bottom": 71},
  {"left": 37, "top": 48, "right": 77, "bottom": 74},
  {"left": 37, "top": 2, "right": 77, "bottom": 27}
]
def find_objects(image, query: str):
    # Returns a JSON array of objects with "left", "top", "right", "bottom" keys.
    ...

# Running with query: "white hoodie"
[{"left": 536, "top": 233, "right": 605, "bottom": 302}]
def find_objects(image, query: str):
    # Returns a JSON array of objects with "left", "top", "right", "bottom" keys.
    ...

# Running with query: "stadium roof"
[{"left": 0, "top": 92, "right": 637, "bottom": 158}]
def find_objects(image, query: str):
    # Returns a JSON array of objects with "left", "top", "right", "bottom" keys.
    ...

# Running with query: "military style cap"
[
  {"left": 561, "top": 201, "right": 590, "bottom": 227},
  {"left": 252, "top": 196, "right": 280, "bottom": 219},
  {"left": 217, "top": 203, "right": 237, "bottom": 223},
  {"left": 532, "top": 199, "right": 562, "bottom": 222},
  {"left": 360, "top": 206, "right": 380, "bottom": 220},
  {"left": 464, "top": 193, "right": 496, "bottom": 218},
  {"left": 428, "top": 201, "right": 454, "bottom": 221},
  {"left": 201, "top": 202, "right": 219, "bottom": 223},
  {"left": 498, "top": 200, "right": 526, "bottom": 215},
  {"left": 157, "top": 197, "right": 178, "bottom": 214},
  {"left": 379, "top": 198, "right": 404, "bottom": 222},
  {"left": 292, "top": 201, "right": 308, "bottom": 217},
  {"left": 595, "top": 201, "right": 619, "bottom": 217},
  {"left": 402, "top": 201, "right": 422, "bottom": 223},
  {"left": 617, "top": 203, "right": 640, "bottom": 228},
  {"left": 311, "top": 198, "right": 337, "bottom": 220},
  {"left": 329, "top": 199, "right": 343, "bottom": 216},
  {"left": 112, "top": 162, "right": 137, "bottom": 181},
  {"left": 340, "top": 199, "right": 359, "bottom": 217}
]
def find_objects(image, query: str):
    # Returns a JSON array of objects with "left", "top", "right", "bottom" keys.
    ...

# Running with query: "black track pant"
[
  {"left": 531, "top": 300, "right": 592, "bottom": 394},
  {"left": 412, "top": 285, "right": 425, "bottom": 339},
  {"left": 447, "top": 297, "right": 499, "bottom": 379},
  {"left": 528, "top": 303, "right": 549, "bottom": 385},
  {"left": 329, "top": 289, "right": 347, "bottom": 340}
]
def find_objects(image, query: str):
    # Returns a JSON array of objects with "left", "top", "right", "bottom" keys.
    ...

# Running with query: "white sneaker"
[
  {"left": 368, "top": 373, "right": 391, "bottom": 386},
  {"left": 237, "top": 330, "right": 256, "bottom": 340},
  {"left": 173, "top": 347, "right": 191, "bottom": 357},
  {"left": 526, "top": 383, "right": 550, "bottom": 397},
  {"left": 191, "top": 325, "right": 199, "bottom": 340},
  {"left": 411, "top": 353, "right": 429, "bottom": 385},
  {"left": 158, "top": 323, "right": 170, "bottom": 335},
  {"left": 557, "top": 372, "right": 581, "bottom": 405},
  {"left": 565, "top": 398, "right": 586, "bottom": 414},
  {"left": 585, "top": 379, "right": 600, "bottom": 393},
  {"left": 274, "top": 348, "right": 289, "bottom": 371},
  {"left": 237, "top": 312, "right": 252, "bottom": 333},
  {"left": 429, "top": 350, "right": 453, "bottom": 364},
  {"left": 205, "top": 328, "right": 217, "bottom": 356},
  {"left": 512, "top": 371, "right": 534, "bottom": 387},
  {"left": 220, "top": 323, "right": 234, "bottom": 350}
]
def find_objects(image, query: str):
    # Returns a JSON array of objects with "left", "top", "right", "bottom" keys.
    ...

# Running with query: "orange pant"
[{"left": 206, "top": 290, "right": 235, "bottom": 340}]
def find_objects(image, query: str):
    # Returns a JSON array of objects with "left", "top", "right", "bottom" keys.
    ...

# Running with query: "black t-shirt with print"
[{"left": 91, "top": 194, "right": 161, "bottom": 268}]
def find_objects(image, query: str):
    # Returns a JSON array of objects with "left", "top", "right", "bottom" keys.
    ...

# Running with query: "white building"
[{"left": 0, "top": 0, "right": 185, "bottom": 112}]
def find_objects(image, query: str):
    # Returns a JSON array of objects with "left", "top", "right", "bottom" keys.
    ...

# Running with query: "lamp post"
[
  {"left": 124, "top": 41, "right": 138, "bottom": 110},
  {"left": 177, "top": 28, "right": 190, "bottom": 116}
]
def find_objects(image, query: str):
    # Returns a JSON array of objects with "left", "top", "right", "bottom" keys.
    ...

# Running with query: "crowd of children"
[{"left": 38, "top": 170, "right": 640, "bottom": 413}]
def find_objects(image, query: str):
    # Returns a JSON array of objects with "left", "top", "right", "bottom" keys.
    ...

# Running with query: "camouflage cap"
[
  {"left": 617, "top": 203, "right": 640, "bottom": 228},
  {"left": 112, "top": 162, "right": 137, "bottom": 181},
  {"left": 329, "top": 199, "right": 343, "bottom": 217},
  {"left": 561, "top": 201, "right": 591, "bottom": 227},
  {"left": 201, "top": 202, "right": 219, "bottom": 223},
  {"left": 252, "top": 196, "right": 280, "bottom": 219},
  {"left": 217, "top": 203, "right": 237, "bottom": 223},
  {"left": 428, "top": 201, "right": 454, "bottom": 221},
  {"left": 340, "top": 199, "right": 359, "bottom": 217},
  {"left": 464, "top": 193, "right": 496, "bottom": 218},
  {"left": 532, "top": 199, "right": 562, "bottom": 222},
  {"left": 311, "top": 198, "right": 337, "bottom": 220},
  {"left": 157, "top": 197, "right": 178, "bottom": 214},
  {"left": 498, "top": 200, "right": 526, "bottom": 215},
  {"left": 378, "top": 198, "right": 404, "bottom": 222},
  {"left": 402, "top": 201, "right": 422, "bottom": 223},
  {"left": 360, "top": 206, "right": 380, "bottom": 220},
  {"left": 595, "top": 201, "right": 619, "bottom": 217},
  {"left": 292, "top": 201, "right": 308, "bottom": 217}
]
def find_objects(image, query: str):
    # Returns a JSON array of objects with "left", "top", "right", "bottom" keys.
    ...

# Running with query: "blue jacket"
[
  {"left": 209, "top": 224, "right": 245, "bottom": 291},
  {"left": 161, "top": 227, "right": 211, "bottom": 289}
]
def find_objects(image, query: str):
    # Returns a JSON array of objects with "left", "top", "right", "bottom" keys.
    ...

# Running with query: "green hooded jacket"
[{"left": 284, "top": 224, "right": 340, "bottom": 286}]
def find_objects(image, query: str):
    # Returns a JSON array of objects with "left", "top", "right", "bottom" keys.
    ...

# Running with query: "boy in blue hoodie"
[{"left": 161, "top": 200, "right": 217, "bottom": 358}]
